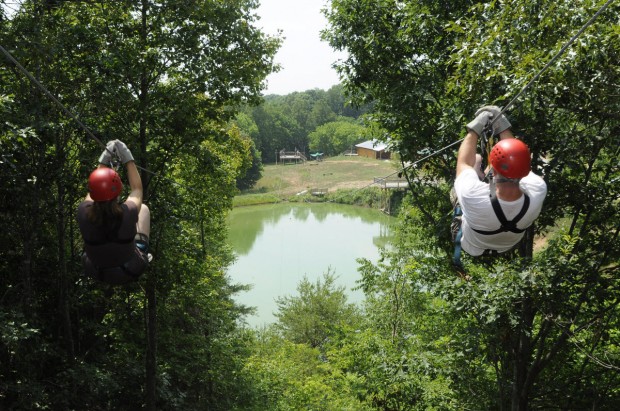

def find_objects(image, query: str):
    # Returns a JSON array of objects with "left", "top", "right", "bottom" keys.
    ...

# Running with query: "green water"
[{"left": 226, "top": 202, "right": 394, "bottom": 327}]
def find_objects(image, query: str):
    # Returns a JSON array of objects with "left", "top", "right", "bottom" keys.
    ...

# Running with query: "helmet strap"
[{"left": 495, "top": 175, "right": 521, "bottom": 184}]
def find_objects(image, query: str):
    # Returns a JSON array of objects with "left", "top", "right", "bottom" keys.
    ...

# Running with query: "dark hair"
[{"left": 86, "top": 200, "right": 124, "bottom": 238}]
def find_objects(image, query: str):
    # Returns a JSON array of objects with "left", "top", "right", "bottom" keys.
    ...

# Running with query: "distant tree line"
[{"left": 234, "top": 85, "right": 372, "bottom": 165}]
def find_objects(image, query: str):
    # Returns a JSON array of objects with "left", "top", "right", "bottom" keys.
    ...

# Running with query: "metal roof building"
[{"left": 355, "top": 140, "right": 391, "bottom": 160}]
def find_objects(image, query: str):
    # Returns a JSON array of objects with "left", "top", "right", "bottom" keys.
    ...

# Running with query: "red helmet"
[
  {"left": 490, "top": 139, "right": 531, "bottom": 179},
  {"left": 88, "top": 168, "right": 123, "bottom": 201}
]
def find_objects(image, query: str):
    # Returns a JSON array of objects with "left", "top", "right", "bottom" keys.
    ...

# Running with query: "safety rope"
[
  {"left": 2, "top": 0, "right": 614, "bottom": 194},
  {"left": 492, "top": 0, "right": 616, "bottom": 122}
]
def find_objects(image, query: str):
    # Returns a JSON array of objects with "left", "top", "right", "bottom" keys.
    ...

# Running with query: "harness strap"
[
  {"left": 93, "top": 259, "right": 142, "bottom": 283},
  {"left": 472, "top": 194, "right": 530, "bottom": 235},
  {"left": 451, "top": 205, "right": 465, "bottom": 271},
  {"left": 453, "top": 226, "right": 464, "bottom": 269},
  {"left": 84, "top": 238, "right": 134, "bottom": 246}
]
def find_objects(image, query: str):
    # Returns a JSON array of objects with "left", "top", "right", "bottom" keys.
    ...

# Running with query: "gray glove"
[
  {"left": 114, "top": 140, "right": 134, "bottom": 164},
  {"left": 466, "top": 111, "right": 493, "bottom": 137},
  {"left": 475, "top": 105, "right": 511, "bottom": 135},
  {"left": 98, "top": 140, "right": 117, "bottom": 164}
]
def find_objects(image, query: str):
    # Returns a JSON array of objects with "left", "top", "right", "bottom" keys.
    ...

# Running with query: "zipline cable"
[
  {"left": 2, "top": 0, "right": 614, "bottom": 194},
  {"left": 302, "top": 139, "right": 459, "bottom": 205},
  {"left": 0, "top": 43, "right": 196, "bottom": 191},
  {"left": 380, "top": 0, "right": 616, "bottom": 182},
  {"left": 0, "top": 44, "right": 107, "bottom": 151},
  {"left": 494, "top": 0, "right": 616, "bottom": 120},
  {"left": 311, "top": 0, "right": 615, "bottom": 204}
]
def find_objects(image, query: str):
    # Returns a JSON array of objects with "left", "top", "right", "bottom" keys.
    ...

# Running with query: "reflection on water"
[{"left": 226, "top": 203, "right": 394, "bottom": 327}]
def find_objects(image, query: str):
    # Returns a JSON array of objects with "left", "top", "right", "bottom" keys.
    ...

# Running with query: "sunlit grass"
[
  {"left": 241, "top": 155, "right": 400, "bottom": 200},
  {"left": 232, "top": 193, "right": 282, "bottom": 207}
]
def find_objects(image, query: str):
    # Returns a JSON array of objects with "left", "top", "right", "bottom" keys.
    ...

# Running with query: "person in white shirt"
[{"left": 453, "top": 106, "right": 547, "bottom": 263}]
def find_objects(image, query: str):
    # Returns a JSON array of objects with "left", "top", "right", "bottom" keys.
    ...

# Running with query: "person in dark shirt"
[{"left": 77, "top": 140, "right": 151, "bottom": 285}]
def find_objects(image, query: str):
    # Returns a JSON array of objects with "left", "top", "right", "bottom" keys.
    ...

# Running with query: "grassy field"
[{"left": 234, "top": 155, "right": 400, "bottom": 206}]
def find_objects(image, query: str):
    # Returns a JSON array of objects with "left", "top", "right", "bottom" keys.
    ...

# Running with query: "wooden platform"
[
  {"left": 278, "top": 150, "right": 307, "bottom": 164},
  {"left": 310, "top": 188, "right": 328, "bottom": 196},
  {"left": 373, "top": 177, "right": 409, "bottom": 189}
]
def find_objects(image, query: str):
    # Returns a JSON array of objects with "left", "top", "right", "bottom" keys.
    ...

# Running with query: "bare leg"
[{"left": 137, "top": 204, "right": 150, "bottom": 238}]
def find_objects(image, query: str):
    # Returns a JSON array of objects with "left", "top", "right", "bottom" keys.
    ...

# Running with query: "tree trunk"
[
  {"left": 145, "top": 280, "right": 157, "bottom": 411},
  {"left": 57, "top": 157, "right": 75, "bottom": 360},
  {"left": 139, "top": 1, "right": 157, "bottom": 409},
  {"left": 511, "top": 296, "right": 534, "bottom": 411}
]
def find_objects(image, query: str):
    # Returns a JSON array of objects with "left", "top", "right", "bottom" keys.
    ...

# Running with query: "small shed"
[{"left": 355, "top": 140, "right": 391, "bottom": 160}]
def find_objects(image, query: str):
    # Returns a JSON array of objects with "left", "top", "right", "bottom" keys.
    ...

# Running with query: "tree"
[
  {"left": 0, "top": 0, "right": 279, "bottom": 409},
  {"left": 242, "top": 87, "right": 371, "bottom": 163},
  {"left": 241, "top": 329, "right": 371, "bottom": 411},
  {"left": 232, "top": 112, "right": 263, "bottom": 189},
  {"left": 324, "top": 0, "right": 620, "bottom": 409},
  {"left": 308, "top": 118, "right": 365, "bottom": 156},
  {"left": 274, "top": 271, "right": 362, "bottom": 349}
]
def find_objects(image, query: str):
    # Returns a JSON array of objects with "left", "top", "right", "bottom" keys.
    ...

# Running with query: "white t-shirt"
[{"left": 454, "top": 168, "right": 547, "bottom": 256}]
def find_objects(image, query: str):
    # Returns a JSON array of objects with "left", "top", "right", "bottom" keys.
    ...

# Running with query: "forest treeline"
[
  {"left": 232, "top": 85, "right": 372, "bottom": 189},
  {"left": 1, "top": 0, "right": 620, "bottom": 410},
  {"left": 232, "top": 86, "right": 374, "bottom": 189},
  {"left": 240, "top": 86, "right": 370, "bottom": 160}
]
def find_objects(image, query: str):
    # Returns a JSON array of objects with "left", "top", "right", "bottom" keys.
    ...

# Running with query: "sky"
[{"left": 255, "top": 0, "right": 347, "bottom": 96}]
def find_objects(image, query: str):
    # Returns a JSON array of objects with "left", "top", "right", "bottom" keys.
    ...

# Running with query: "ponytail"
[{"left": 86, "top": 200, "right": 123, "bottom": 236}]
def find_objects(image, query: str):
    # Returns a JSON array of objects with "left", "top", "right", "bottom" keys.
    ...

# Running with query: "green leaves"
[
  {"left": 274, "top": 271, "right": 362, "bottom": 349},
  {"left": 0, "top": 0, "right": 281, "bottom": 409},
  {"left": 308, "top": 119, "right": 365, "bottom": 156},
  {"left": 323, "top": 0, "right": 620, "bottom": 408}
]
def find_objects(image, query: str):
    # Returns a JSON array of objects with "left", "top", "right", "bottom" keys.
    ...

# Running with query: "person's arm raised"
[
  {"left": 456, "top": 130, "right": 479, "bottom": 177},
  {"left": 113, "top": 140, "right": 142, "bottom": 210},
  {"left": 125, "top": 160, "right": 143, "bottom": 210},
  {"left": 457, "top": 111, "right": 492, "bottom": 177}
]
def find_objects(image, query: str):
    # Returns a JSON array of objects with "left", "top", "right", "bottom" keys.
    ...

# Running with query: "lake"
[{"left": 226, "top": 202, "right": 394, "bottom": 327}]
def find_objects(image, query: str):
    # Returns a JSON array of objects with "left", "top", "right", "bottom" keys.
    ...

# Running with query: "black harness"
[
  {"left": 452, "top": 172, "right": 530, "bottom": 273},
  {"left": 471, "top": 193, "right": 530, "bottom": 235},
  {"left": 83, "top": 235, "right": 148, "bottom": 285}
]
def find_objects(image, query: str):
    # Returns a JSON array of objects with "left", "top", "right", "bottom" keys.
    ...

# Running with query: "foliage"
[
  {"left": 274, "top": 271, "right": 362, "bottom": 350},
  {"left": 325, "top": 187, "right": 385, "bottom": 209},
  {"left": 240, "top": 329, "right": 371, "bottom": 411},
  {"left": 0, "top": 0, "right": 278, "bottom": 409},
  {"left": 324, "top": 0, "right": 620, "bottom": 409},
  {"left": 237, "top": 86, "right": 371, "bottom": 163},
  {"left": 308, "top": 118, "right": 366, "bottom": 156},
  {"left": 234, "top": 130, "right": 264, "bottom": 191},
  {"left": 232, "top": 192, "right": 282, "bottom": 207},
  {"left": 3, "top": 0, "right": 620, "bottom": 409}
]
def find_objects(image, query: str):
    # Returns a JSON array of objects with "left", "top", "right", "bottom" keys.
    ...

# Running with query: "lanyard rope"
[{"left": 492, "top": 0, "right": 616, "bottom": 122}]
